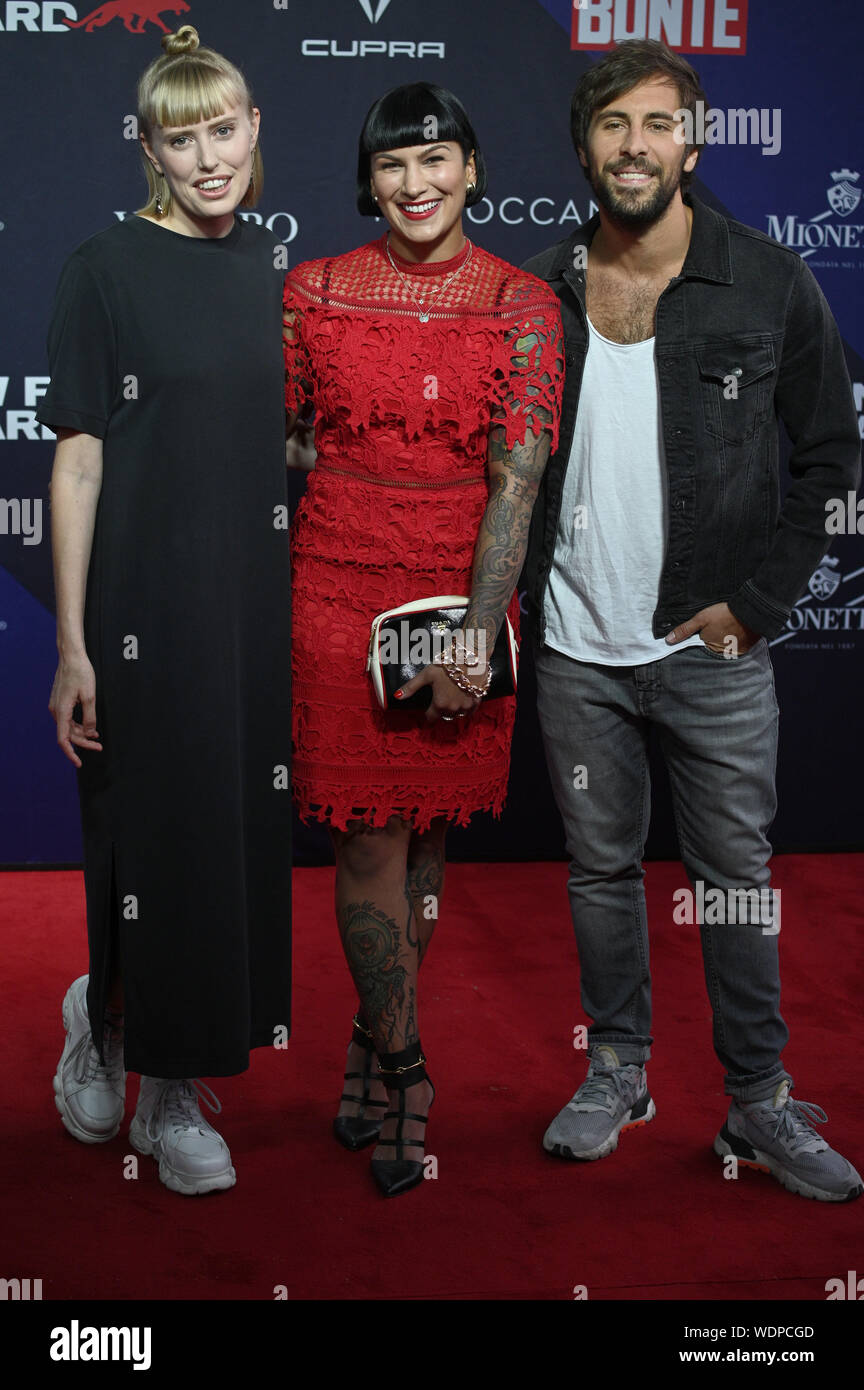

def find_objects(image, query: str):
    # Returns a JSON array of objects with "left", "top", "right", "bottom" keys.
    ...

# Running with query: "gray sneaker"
[
  {"left": 543, "top": 1044, "right": 655, "bottom": 1161},
  {"left": 714, "top": 1079, "right": 863, "bottom": 1202}
]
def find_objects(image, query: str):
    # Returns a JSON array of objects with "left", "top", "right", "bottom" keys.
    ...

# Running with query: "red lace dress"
[{"left": 283, "top": 235, "right": 563, "bottom": 831}]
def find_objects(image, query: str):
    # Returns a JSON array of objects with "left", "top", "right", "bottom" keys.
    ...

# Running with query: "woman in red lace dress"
[{"left": 284, "top": 84, "right": 563, "bottom": 1196}]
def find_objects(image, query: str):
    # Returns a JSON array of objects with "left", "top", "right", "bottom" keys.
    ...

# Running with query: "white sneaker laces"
[
  {"left": 145, "top": 1079, "right": 222, "bottom": 1145},
  {"left": 70, "top": 1020, "right": 124, "bottom": 1087}
]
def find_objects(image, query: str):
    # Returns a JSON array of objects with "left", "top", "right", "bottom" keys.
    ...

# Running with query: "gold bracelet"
[
  {"left": 441, "top": 661, "right": 492, "bottom": 700},
  {"left": 450, "top": 637, "right": 482, "bottom": 668}
]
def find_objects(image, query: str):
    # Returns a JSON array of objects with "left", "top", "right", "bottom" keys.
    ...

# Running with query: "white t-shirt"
[{"left": 543, "top": 315, "right": 702, "bottom": 666}]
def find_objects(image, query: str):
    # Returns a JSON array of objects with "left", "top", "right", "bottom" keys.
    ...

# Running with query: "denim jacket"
[{"left": 521, "top": 194, "right": 862, "bottom": 642}]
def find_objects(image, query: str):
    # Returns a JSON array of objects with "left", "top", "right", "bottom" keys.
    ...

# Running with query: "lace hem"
[{"left": 293, "top": 772, "right": 510, "bottom": 834}]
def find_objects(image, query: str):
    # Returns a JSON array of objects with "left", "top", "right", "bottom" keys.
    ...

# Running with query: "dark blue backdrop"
[{"left": 1, "top": 0, "right": 862, "bottom": 864}]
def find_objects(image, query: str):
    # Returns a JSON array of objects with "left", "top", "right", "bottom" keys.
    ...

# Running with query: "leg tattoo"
[
  {"left": 339, "top": 899, "right": 412, "bottom": 1048},
  {"left": 406, "top": 824, "right": 447, "bottom": 964}
]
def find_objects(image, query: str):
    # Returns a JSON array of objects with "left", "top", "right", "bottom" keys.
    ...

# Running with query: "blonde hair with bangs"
[{"left": 136, "top": 26, "right": 262, "bottom": 217}]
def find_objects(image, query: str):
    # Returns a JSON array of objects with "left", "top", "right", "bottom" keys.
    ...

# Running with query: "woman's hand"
[
  {"left": 395, "top": 664, "right": 481, "bottom": 724},
  {"left": 48, "top": 428, "right": 104, "bottom": 765},
  {"left": 49, "top": 653, "right": 102, "bottom": 767},
  {"left": 285, "top": 420, "right": 317, "bottom": 471}
]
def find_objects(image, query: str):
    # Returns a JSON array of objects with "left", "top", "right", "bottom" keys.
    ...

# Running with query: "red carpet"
[{"left": 1, "top": 857, "right": 862, "bottom": 1301}]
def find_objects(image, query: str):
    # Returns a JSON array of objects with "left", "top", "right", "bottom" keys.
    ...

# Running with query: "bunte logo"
[
  {"left": 571, "top": 0, "right": 748, "bottom": 54},
  {"left": 62, "top": 0, "right": 190, "bottom": 31}
]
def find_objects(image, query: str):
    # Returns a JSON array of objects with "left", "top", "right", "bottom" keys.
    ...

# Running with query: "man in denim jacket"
[{"left": 522, "top": 39, "right": 861, "bottom": 1201}]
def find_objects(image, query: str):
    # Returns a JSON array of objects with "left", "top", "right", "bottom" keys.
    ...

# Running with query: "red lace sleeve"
[
  {"left": 282, "top": 272, "right": 314, "bottom": 419},
  {"left": 489, "top": 287, "right": 564, "bottom": 454}
]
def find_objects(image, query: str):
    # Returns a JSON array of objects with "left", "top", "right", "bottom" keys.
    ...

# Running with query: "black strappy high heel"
[
  {"left": 370, "top": 1040, "right": 435, "bottom": 1198},
  {"left": 332, "top": 1013, "right": 389, "bottom": 1152}
]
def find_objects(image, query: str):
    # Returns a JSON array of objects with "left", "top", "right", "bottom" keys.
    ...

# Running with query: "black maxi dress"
[{"left": 37, "top": 214, "right": 292, "bottom": 1078}]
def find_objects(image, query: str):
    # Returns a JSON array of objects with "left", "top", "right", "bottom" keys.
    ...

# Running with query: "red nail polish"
[{"left": 394, "top": 690, "right": 404, "bottom": 700}]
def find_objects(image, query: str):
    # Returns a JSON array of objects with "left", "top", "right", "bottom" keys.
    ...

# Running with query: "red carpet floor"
[{"left": 1, "top": 857, "right": 862, "bottom": 1301}]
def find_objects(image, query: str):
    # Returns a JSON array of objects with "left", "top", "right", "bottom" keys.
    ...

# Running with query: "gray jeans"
[{"left": 534, "top": 638, "right": 791, "bottom": 1102}]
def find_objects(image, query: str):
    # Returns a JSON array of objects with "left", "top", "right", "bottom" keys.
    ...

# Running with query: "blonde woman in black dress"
[{"left": 39, "top": 26, "right": 291, "bottom": 1195}]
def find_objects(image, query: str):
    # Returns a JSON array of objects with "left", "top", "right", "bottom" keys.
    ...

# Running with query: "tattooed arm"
[
  {"left": 462, "top": 413, "right": 553, "bottom": 662},
  {"left": 396, "top": 415, "right": 553, "bottom": 720},
  {"left": 396, "top": 316, "right": 558, "bottom": 719},
  {"left": 461, "top": 314, "right": 558, "bottom": 667},
  {"left": 461, "top": 312, "right": 559, "bottom": 658}
]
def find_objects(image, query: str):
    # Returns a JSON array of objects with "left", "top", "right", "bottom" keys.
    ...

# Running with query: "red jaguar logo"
[{"left": 63, "top": 1, "right": 191, "bottom": 33}]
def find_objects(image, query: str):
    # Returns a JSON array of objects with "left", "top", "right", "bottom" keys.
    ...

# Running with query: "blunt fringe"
[
  {"left": 136, "top": 25, "right": 262, "bottom": 218},
  {"left": 356, "top": 82, "right": 487, "bottom": 216},
  {"left": 570, "top": 39, "right": 707, "bottom": 185}
]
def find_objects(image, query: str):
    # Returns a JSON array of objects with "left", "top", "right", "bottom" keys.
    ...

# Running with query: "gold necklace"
[{"left": 384, "top": 234, "right": 474, "bottom": 323}]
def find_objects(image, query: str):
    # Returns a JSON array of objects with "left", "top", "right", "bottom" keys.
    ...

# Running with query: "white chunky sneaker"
[
  {"left": 53, "top": 975, "right": 126, "bottom": 1143},
  {"left": 543, "top": 1044, "right": 655, "bottom": 1161},
  {"left": 129, "top": 1077, "right": 236, "bottom": 1195}
]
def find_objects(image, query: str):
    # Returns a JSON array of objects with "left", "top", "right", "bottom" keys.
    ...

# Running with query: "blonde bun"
[{"left": 162, "top": 25, "right": 200, "bottom": 57}]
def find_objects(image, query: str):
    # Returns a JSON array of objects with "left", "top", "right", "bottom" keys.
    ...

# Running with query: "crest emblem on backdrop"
[
  {"left": 808, "top": 556, "right": 841, "bottom": 601},
  {"left": 357, "top": 0, "right": 394, "bottom": 21},
  {"left": 826, "top": 169, "right": 861, "bottom": 217}
]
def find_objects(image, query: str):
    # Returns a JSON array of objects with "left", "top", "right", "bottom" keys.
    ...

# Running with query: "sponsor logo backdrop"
[{"left": 1, "top": 0, "right": 862, "bottom": 862}]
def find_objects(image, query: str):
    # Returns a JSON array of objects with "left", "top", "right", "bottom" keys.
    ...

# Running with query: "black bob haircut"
[{"left": 356, "top": 82, "right": 487, "bottom": 217}]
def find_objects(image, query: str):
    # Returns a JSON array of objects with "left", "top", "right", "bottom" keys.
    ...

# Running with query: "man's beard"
[{"left": 590, "top": 156, "right": 685, "bottom": 228}]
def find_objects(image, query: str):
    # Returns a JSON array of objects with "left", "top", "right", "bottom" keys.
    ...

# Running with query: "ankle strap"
[
  {"left": 351, "top": 1013, "right": 375, "bottom": 1049},
  {"left": 375, "top": 1040, "right": 428, "bottom": 1090}
]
